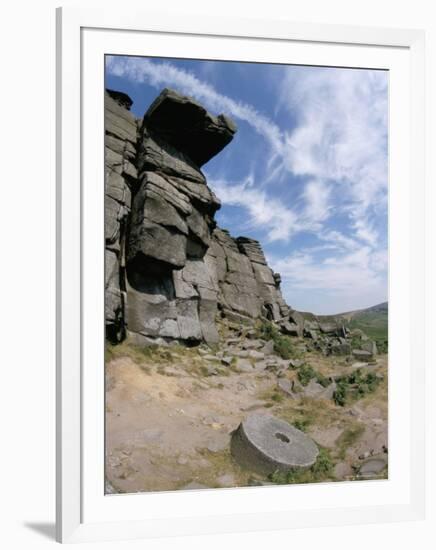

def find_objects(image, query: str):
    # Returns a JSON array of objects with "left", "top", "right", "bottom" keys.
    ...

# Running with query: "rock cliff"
[{"left": 105, "top": 88, "right": 290, "bottom": 345}]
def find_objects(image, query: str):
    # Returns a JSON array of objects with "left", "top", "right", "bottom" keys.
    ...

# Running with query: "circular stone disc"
[{"left": 231, "top": 414, "right": 319, "bottom": 475}]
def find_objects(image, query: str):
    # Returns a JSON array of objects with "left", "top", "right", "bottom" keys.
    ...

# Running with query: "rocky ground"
[{"left": 105, "top": 320, "right": 388, "bottom": 494}]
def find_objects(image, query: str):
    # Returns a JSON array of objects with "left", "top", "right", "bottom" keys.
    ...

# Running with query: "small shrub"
[
  {"left": 333, "top": 370, "right": 381, "bottom": 406},
  {"left": 258, "top": 320, "right": 277, "bottom": 341},
  {"left": 297, "top": 365, "right": 316, "bottom": 386},
  {"left": 316, "top": 374, "right": 330, "bottom": 388},
  {"left": 273, "top": 335, "right": 296, "bottom": 359},
  {"left": 268, "top": 447, "right": 333, "bottom": 484},
  {"left": 271, "top": 392, "right": 284, "bottom": 403},
  {"left": 311, "top": 448, "right": 333, "bottom": 476},
  {"left": 293, "top": 419, "right": 309, "bottom": 432},
  {"left": 333, "top": 382, "right": 348, "bottom": 406},
  {"left": 257, "top": 321, "right": 297, "bottom": 360}
]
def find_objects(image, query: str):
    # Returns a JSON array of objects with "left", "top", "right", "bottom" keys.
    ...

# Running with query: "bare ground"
[{"left": 105, "top": 335, "right": 388, "bottom": 494}]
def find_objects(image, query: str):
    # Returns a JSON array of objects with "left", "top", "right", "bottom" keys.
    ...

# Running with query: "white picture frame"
[{"left": 56, "top": 6, "right": 426, "bottom": 543}]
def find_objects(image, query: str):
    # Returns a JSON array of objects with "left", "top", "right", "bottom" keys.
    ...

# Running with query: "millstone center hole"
[{"left": 275, "top": 432, "right": 290, "bottom": 444}]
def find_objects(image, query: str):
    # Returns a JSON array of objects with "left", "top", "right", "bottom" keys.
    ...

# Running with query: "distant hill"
[
  {"left": 297, "top": 302, "right": 388, "bottom": 345},
  {"left": 339, "top": 302, "right": 388, "bottom": 343}
]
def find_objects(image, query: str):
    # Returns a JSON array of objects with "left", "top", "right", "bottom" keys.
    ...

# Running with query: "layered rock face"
[
  {"left": 104, "top": 88, "right": 290, "bottom": 345},
  {"left": 104, "top": 89, "right": 137, "bottom": 342},
  {"left": 209, "top": 230, "right": 290, "bottom": 324}
]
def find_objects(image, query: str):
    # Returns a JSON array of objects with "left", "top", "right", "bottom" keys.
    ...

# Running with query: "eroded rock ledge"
[{"left": 105, "top": 87, "right": 291, "bottom": 345}]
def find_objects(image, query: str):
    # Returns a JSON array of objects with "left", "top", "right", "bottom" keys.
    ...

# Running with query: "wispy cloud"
[
  {"left": 106, "top": 56, "right": 388, "bottom": 313},
  {"left": 269, "top": 246, "right": 387, "bottom": 312},
  {"left": 208, "top": 175, "right": 298, "bottom": 242},
  {"left": 106, "top": 56, "right": 285, "bottom": 159},
  {"left": 208, "top": 174, "right": 335, "bottom": 243},
  {"left": 279, "top": 66, "right": 388, "bottom": 244}
]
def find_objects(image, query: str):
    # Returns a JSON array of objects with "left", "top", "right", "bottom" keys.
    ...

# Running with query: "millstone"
[{"left": 231, "top": 414, "right": 319, "bottom": 475}]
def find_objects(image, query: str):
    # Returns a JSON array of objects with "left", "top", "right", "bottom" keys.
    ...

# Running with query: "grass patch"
[
  {"left": 269, "top": 447, "right": 334, "bottom": 485},
  {"left": 292, "top": 419, "right": 310, "bottom": 432},
  {"left": 336, "top": 423, "right": 366, "bottom": 460},
  {"left": 333, "top": 369, "right": 382, "bottom": 407},
  {"left": 256, "top": 321, "right": 299, "bottom": 360},
  {"left": 105, "top": 339, "right": 179, "bottom": 366},
  {"left": 297, "top": 365, "right": 316, "bottom": 386},
  {"left": 271, "top": 392, "right": 284, "bottom": 403}
]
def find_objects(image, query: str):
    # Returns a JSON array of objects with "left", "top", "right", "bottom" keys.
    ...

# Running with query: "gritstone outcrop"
[{"left": 105, "top": 87, "right": 290, "bottom": 345}]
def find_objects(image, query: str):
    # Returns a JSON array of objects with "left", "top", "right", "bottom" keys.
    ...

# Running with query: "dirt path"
[{"left": 105, "top": 337, "right": 388, "bottom": 493}]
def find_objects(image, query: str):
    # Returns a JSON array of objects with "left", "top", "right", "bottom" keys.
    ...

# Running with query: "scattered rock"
[
  {"left": 217, "top": 473, "right": 236, "bottom": 487},
  {"left": 358, "top": 456, "right": 387, "bottom": 478},
  {"left": 162, "top": 366, "right": 182, "bottom": 377},
  {"left": 181, "top": 482, "right": 210, "bottom": 491},
  {"left": 204, "top": 365, "right": 219, "bottom": 376},
  {"left": 262, "top": 340, "right": 275, "bottom": 355},
  {"left": 277, "top": 378, "right": 297, "bottom": 399},
  {"left": 334, "top": 462, "right": 353, "bottom": 479},
  {"left": 242, "top": 339, "right": 264, "bottom": 350},
  {"left": 247, "top": 477, "right": 275, "bottom": 487},
  {"left": 361, "top": 340, "right": 378, "bottom": 356},
  {"left": 352, "top": 350, "right": 373, "bottom": 361},
  {"left": 206, "top": 437, "right": 230, "bottom": 453},
  {"left": 248, "top": 350, "right": 265, "bottom": 361},
  {"left": 280, "top": 321, "right": 300, "bottom": 336},
  {"left": 241, "top": 401, "right": 269, "bottom": 412},
  {"left": 303, "top": 379, "right": 326, "bottom": 397},
  {"left": 235, "top": 359, "right": 254, "bottom": 373},
  {"left": 203, "top": 354, "right": 220, "bottom": 362},
  {"left": 105, "top": 481, "right": 118, "bottom": 494}
]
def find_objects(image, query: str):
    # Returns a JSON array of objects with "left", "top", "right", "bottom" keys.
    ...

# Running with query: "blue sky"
[{"left": 106, "top": 55, "right": 388, "bottom": 315}]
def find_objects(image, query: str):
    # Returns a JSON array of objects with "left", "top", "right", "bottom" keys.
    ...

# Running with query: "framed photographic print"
[{"left": 56, "top": 6, "right": 426, "bottom": 543}]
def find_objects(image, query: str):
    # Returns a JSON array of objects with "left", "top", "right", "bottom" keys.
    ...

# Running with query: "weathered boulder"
[
  {"left": 330, "top": 340, "right": 352, "bottom": 356},
  {"left": 361, "top": 340, "right": 378, "bottom": 356},
  {"left": 358, "top": 456, "right": 387, "bottom": 478},
  {"left": 352, "top": 349, "right": 374, "bottom": 361},
  {"left": 231, "top": 414, "right": 319, "bottom": 475}
]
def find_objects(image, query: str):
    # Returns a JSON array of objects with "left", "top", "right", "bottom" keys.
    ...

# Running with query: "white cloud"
[
  {"left": 279, "top": 66, "right": 388, "bottom": 247},
  {"left": 208, "top": 175, "right": 299, "bottom": 242},
  {"left": 107, "top": 56, "right": 388, "bottom": 312},
  {"left": 106, "top": 56, "right": 285, "bottom": 161},
  {"left": 107, "top": 56, "right": 386, "bottom": 247},
  {"left": 208, "top": 175, "right": 334, "bottom": 243},
  {"left": 270, "top": 246, "right": 387, "bottom": 313},
  {"left": 301, "top": 180, "right": 332, "bottom": 227}
]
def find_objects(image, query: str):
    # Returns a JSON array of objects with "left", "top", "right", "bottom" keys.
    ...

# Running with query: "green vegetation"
[
  {"left": 105, "top": 340, "right": 172, "bottom": 364},
  {"left": 269, "top": 448, "right": 334, "bottom": 485},
  {"left": 347, "top": 303, "right": 388, "bottom": 352},
  {"left": 292, "top": 419, "right": 310, "bottom": 432},
  {"left": 257, "top": 320, "right": 298, "bottom": 360},
  {"left": 333, "top": 369, "right": 382, "bottom": 407},
  {"left": 336, "top": 423, "right": 366, "bottom": 459},
  {"left": 297, "top": 364, "right": 316, "bottom": 386},
  {"left": 271, "top": 391, "right": 284, "bottom": 403},
  {"left": 289, "top": 362, "right": 330, "bottom": 388}
]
